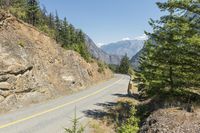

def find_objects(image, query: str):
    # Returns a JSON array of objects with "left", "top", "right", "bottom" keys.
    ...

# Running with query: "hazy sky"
[{"left": 40, "top": 0, "right": 166, "bottom": 46}]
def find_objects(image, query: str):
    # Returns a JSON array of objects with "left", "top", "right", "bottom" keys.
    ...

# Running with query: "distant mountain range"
[
  {"left": 84, "top": 35, "right": 122, "bottom": 65},
  {"left": 100, "top": 40, "right": 144, "bottom": 59}
]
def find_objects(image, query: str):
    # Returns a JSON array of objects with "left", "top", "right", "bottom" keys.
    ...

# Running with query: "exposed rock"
[
  {"left": 0, "top": 82, "right": 11, "bottom": 90},
  {"left": 85, "top": 34, "right": 122, "bottom": 65},
  {"left": 0, "top": 95, "right": 4, "bottom": 102},
  {"left": 0, "top": 11, "right": 113, "bottom": 113},
  {"left": 140, "top": 108, "right": 200, "bottom": 133},
  {"left": 0, "top": 90, "right": 10, "bottom": 97},
  {"left": 3, "top": 94, "right": 17, "bottom": 107}
]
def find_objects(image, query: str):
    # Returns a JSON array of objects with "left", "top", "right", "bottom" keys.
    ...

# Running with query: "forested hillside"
[
  {"left": 0, "top": 0, "right": 91, "bottom": 61},
  {"left": 0, "top": 0, "right": 113, "bottom": 114}
]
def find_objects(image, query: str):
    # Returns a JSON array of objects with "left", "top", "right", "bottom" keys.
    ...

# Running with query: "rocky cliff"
[
  {"left": 85, "top": 35, "right": 122, "bottom": 65},
  {"left": 0, "top": 11, "right": 113, "bottom": 113}
]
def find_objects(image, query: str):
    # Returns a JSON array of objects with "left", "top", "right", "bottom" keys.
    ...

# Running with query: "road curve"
[{"left": 0, "top": 74, "right": 129, "bottom": 133}]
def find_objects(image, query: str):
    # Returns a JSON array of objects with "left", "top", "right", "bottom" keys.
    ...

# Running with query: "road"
[{"left": 0, "top": 74, "right": 129, "bottom": 133}]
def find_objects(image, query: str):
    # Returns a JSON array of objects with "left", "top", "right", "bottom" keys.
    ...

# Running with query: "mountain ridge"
[
  {"left": 85, "top": 34, "right": 122, "bottom": 65},
  {"left": 101, "top": 39, "right": 144, "bottom": 58}
]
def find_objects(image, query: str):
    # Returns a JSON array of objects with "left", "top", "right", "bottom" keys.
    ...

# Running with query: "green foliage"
[
  {"left": 2, "top": 0, "right": 92, "bottom": 62},
  {"left": 26, "top": 0, "right": 39, "bottom": 26},
  {"left": 65, "top": 109, "right": 84, "bottom": 133},
  {"left": 108, "top": 64, "right": 119, "bottom": 73},
  {"left": 97, "top": 61, "right": 106, "bottom": 73},
  {"left": 118, "top": 54, "right": 131, "bottom": 74},
  {"left": 8, "top": 0, "right": 27, "bottom": 21},
  {"left": 138, "top": 0, "right": 200, "bottom": 96},
  {"left": 118, "top": 106, "right": 140, "bottom": 133},
  {"left": 17, "top": 40, "right": 25, "bottom": 47}
]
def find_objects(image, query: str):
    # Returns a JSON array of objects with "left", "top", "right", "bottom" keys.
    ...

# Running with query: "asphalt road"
[{"left": 0, "top": 74, "right": 129, "bottom": 133}]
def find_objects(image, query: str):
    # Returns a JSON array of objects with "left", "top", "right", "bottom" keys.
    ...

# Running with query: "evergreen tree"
[
  {"left": 55, "top": 11, "right": 62, "bottom": 42},
  {"left": 119, "top": 54, "right": 130, "bottom": 74},
  {"left": 60, "top": 17, "right": 70, "bottom": 47},
  {"left": 139, "top": 0, "right": 200, "bottom": 95},
  {"left": 27, "top": 0, "right": 39, "bottom": 26},
  {"left": 48, "top": 12, "right": 55, "bottom": 29},
  {"left": 3, "top": 0, "right": 92, "bottom": 62}
]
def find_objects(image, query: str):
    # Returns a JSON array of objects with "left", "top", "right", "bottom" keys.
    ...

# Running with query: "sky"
[{"left": 40, "top": 0, "right": 166, "bottom": 46}]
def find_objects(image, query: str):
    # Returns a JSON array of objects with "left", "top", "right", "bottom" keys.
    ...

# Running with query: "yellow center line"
[{"left": 0, "top": 77, "right": 123, "bottom": 129}]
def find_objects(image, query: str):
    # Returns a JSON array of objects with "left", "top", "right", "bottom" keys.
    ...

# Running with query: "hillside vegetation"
[
  {"left": 0, "top": 2, "right": 113, "bottom": 113},
  {"left": 0, "top": 0, "right": 91, "bottom": 61},
  {"left": 138, "top": 0, "right": 200, "bottom": 100},
  {"left": 135, "top": 0, "right": 200, "bottom": 132}
]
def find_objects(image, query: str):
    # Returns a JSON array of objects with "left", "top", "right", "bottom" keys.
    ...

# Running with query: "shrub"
[
  {"left": 64, "top": 109, "right": 84, "bottom": 133},
  {"left": 118, "top": 106, "right": 140, "bottom": 133},
  {"left": 97, "top": 61, "right": 105, "bottom": 73},
  {"left": 17, "top": 40, "right": 25, "bottom": 47}
]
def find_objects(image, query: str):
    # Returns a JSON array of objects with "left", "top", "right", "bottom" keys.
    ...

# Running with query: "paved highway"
[{"left": 0, "top": 74, "right": 129, "bottom": 133}]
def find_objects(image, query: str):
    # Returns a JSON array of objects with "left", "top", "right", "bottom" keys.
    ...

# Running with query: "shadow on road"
[{"left": 82, "top": 93, "right": 136, "bottom": 122}]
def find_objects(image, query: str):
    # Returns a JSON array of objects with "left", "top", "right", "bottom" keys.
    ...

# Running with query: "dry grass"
[{"left": 88, "top": 119, "right": 115, "bottom": 133}]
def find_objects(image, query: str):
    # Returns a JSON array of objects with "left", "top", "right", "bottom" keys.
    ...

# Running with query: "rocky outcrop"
[
  {"left": 140, "top": 108, "right": 200, "bottom": 133},
  {"left": 0, "top": 11, "right": 113, "bottom": 113},
  {"left": 85, "top": 34, "right": 122, "bottom": 65}
]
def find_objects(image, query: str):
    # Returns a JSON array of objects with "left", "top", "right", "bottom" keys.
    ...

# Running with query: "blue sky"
[{"left": 40, "top": 0, "right": 166, "bottom": 46}]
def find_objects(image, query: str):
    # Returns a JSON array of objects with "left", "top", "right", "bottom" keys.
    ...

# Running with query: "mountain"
[
  {"left": 130, "top": 48, "right": 144, "bottom": 70},
  {"left": 0, "top": 11, "right": 113, "bottom": 113},
  {"left": 85, "top": 35, "right": 122, "bottom": 65},
  {"left": 101, "top": 40, "right": 144, "bottom": 58}
]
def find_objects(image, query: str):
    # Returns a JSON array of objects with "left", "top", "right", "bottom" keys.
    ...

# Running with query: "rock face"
[
  {"left": 101, "top": 40, "right": 144, "bottom": 58},
  {"left": 0, "top": 11, "right": 113, "bottom": 113},
  {"left": 85, "top": 35, "right": 122, "bottom": 65},
  {"left": 140, "top": 108, "right": 200, "bottom": 133}
]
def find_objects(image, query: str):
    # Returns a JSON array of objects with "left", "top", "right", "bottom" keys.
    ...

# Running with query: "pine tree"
[
  {"left": 55, "top": 11, "right": 62, "bottom": 43},
  {"left": 139, "top": 0, "right": 200, "bottom": 95},
  {"left": 60, "top": 17, "right": 70, "bottom": 47},
  {"left": 47, "top": 12, "right": 55, "bottom": 29},
  {"left": 27, "top": 0, "right": 39, "bottom": 26},
  {"left": 119, "top": 54, "right": 130, "bottom": 74}
]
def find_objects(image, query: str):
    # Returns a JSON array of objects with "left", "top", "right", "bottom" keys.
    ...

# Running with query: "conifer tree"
[
  {"left": 139, "top": 0, "right": 200, "bottom": 94},
  {"left": 119, "top": 54, "right": 130, "bottom": 74},
  {"left": 27, "top": 0, "right": 39, "bottom": 26},
  {"left": 60, "top": 17, "right": 70, "bottom": 47},
  {"left": 55, "top": 11, "right": 62, "bottom": 43}
]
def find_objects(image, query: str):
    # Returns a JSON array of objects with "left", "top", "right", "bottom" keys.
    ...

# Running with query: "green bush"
[
  {"left": 118, "top": 106, "right": 140, "bottom": 133},
  {"left": 97, "top": 61, "right": 106, "bottom": 73},
  {"left": 17, "top": 40, "right": 25, "bottom": 47}
]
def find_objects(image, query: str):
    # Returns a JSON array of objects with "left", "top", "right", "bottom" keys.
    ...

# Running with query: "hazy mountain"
[
  {"left": 130, "top": 48, "right": 144, "bottom": 70},
  {"left": 84, "top": 35, "right": 122, "bottom": 65},
  {"left": 100, "top": 40, "right": 144, "bottom": 59}
]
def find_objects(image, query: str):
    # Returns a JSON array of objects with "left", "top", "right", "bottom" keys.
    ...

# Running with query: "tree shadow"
[
  {"left": 113, "top": 93, "right": 140, "bottom": 100},
  {"left": 136, "top": 89, "right": 200, "bottom": 125},
  {"left": 83, "top": 93, "right": 136, "bottom": 124}
]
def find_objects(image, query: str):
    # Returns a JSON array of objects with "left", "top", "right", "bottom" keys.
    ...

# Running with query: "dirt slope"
[{"left": 0, "top": 11, "right": 113, "bottom": 113}]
